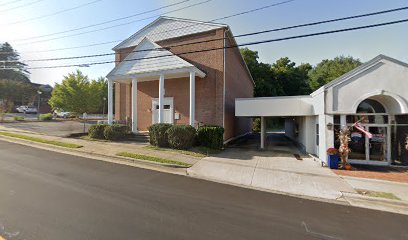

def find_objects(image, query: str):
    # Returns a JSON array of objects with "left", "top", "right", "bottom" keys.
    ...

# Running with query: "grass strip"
[
  {"left": 116, "top": 151, "right": 191, "bottom": 167},
  {"left": 356, "top": 189, "right": 401, "bottom": 200},
  {"left": 0, "top": 131, "right": 83, "bottom": 149},
  {"left": 144, "top": 145, "right": 206, "bottom": 158}
]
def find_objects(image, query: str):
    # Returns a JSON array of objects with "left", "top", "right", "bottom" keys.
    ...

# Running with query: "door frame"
[
  {"left": 348, "top": 123, "right": 391, "bottom": 166},
  {"left": 151, "top": 97, "right": 174, "bottom": 124}
]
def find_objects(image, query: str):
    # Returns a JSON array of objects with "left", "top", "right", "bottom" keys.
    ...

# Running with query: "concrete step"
[{"left": 128, "top": 133, "right": 150, "bottom": 142}]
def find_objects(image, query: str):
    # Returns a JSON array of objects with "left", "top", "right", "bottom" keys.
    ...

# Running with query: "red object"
[{"left": 353, "top": 122, "right": 373, "bottom": 138}]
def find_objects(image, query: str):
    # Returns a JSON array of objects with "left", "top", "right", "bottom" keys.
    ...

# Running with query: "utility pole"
[{"left": 37, "top": 91, "right": 42, "bottom": 114}]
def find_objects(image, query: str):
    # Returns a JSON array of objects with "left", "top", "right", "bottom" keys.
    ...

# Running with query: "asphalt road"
[
  {"left": 1, "top": 121, "right": 95, "bottom": 137},
  {"left": 0, "top": 140, "right": 407, "bottom": 240}
]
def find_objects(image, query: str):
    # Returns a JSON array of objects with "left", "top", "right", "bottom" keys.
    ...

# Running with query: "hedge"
[
  {"left": 197, "top": 125, "right": 224, "bottom": 150},
  {"left": 148, "top": 123, "right": 172, "bottom": 147},
  {"left": 166, "top": 125, "right": 196, "bottom": 150},
  {"left": 103, "top": 124, "right": 129, "bottom": 140},
  {"left": 39, "top": 113, "right": 53, "bottom": 121},
  {"left": 88, "top": 124, "right": 108, "bottom": 139}
]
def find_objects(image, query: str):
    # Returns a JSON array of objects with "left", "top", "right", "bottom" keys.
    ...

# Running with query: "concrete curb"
[
  {"left": 0, "top": 135, "right": 187, "bottom": 176},
  {"left": 340, "top": 175, "right": 408, "bottom": 186},
  {"left": 341, "top": 192, "right": 408, "bottom": 215}
]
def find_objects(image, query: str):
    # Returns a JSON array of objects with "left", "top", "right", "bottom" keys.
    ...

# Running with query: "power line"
[
  {"left": 10, "top": 5, "right": 408, "bottom": 62},
  {"left": 5, "top": 0, "right": 294, "bottom": 51},
  {"left": 25, "top": 18, "right": 408, "bottom": 70},
  {"left": 14, "top": 0, "right": 294, "bottom": 45},
  {"left": 11, "top": 0, "right": 198, "bottom": 42},
  {"left": 0, "top": 0, "right": 23, "bottom": 7},
  {"left": 0, "top": 0, "right": 45, "bottom": 13},
  {"left": 2, "top": 0, "right": 103, "bottom": 26}
]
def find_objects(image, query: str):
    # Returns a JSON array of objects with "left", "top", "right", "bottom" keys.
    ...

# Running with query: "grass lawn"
[
  {"left": 0, "top": 131, "right": 83, "bottom": 149},
  {"left": 144, "top": 145, "right": 221, "bottom": 158},
  {"left": 116, "top": 152, "right": 191, "bottom": 167},
  {"left": 356, "top": 189, "right": 401, "bottom": 200}
]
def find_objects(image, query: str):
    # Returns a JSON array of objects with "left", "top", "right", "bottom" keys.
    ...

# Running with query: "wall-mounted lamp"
[{"left": 326, "top": 122, "right": 333, "bottom": 130}]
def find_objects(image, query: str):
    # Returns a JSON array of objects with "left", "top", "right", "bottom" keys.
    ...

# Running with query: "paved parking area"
[
  {"left": 188, "top": 133, "right": 356, "bottom": 200},
  {"left": 1, "top": 120, "right": 95, "bottom": 137}
]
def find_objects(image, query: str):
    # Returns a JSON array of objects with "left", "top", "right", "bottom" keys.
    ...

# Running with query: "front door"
[
  {"left": 152, "top": 98, "right": 174, "bottom": 124},
  {"left": 348, "top": 125, "right": 389, "bottom": 165}
]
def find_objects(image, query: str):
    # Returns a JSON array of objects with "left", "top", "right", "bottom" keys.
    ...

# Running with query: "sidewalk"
[{"left": 0, "top": 125, "right": 200, "bottom": 170}]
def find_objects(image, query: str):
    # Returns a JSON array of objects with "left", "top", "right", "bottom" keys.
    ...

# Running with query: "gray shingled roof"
[
  {"left": 107, "top": 37, "right": 205, "bottom": 79},
  {"left": 113, "top": 16, "right": 226, "bottom": 50}
]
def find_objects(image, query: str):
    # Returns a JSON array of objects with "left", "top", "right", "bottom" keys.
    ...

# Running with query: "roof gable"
[
  {"left": 113, "top": 16, "right": 226, "bottom": 51},
  {"left": 107, "top": 37, "right": 204, "bottom": 79},
  {"left": 323, "top": 54, "right": 408, "bottom": 90}
]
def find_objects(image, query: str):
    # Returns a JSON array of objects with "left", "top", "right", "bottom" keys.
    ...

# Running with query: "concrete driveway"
[{"left": 188, "top": 133, "right": 356, "bottom": 200}]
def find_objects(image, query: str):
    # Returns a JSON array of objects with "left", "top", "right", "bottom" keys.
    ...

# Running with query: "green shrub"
[
  {"left": 197, "top": 125, "right": 224, "bottom": 150},
  {"left": 148, "top": 123, "right": 172, "bottom": 147},
  {"left": 88, "top": 124, "right": 108, "bottom": 139},
  {"left": 166, "top": 125, "right": 196, "bottom": 150},
  {"left": 103, "top": 124, "right": 129, "bottom": 140},
  {"left": 39, "top": 113, "right": 53, "bottom": 121},
  {"left": 13, "top": 116, "right": 24, "bottom": 121},
  {"left": 252, "top": 118, "right": 260, "bottom": 133}
]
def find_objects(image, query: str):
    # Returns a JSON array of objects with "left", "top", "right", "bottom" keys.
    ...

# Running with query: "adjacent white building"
[{"left": 236, "top": 55, "right": 408, "bottom": 166}]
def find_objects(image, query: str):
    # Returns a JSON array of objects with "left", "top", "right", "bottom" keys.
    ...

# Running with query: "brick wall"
[{"left": 113, "top": 28, "right": 253, "bottom": 140}]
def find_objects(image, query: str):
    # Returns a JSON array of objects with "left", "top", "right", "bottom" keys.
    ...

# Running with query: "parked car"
[
  {"left": 16, "top": 105, "right": 28, "bottom": 113},
  {"left": 53, "top": 110, "right": 74, "bottom": 118},
  {"left": 24, "top": 106, "right": 38, "bottom": 114}
]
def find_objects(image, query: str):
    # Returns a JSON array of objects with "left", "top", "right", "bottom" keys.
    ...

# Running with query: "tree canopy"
[
  {"left": 0, "top": 42, "right": 30, "bottom": 82},
  {"left": 49, "top": 70, "right": 108, "bottom": 113},
  {"left": 240, "top": 48, "right": 362, "bottom": 96},
  {"left": 308, "top": 56, "right": 362, "bottom": 91}
]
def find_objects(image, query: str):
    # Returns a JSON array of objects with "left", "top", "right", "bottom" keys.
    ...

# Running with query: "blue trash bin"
[{"left": 327, "top": 154, "right": 340, "bottom": 169}]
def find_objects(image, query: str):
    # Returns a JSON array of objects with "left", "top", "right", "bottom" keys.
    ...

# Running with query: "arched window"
[{"left": 357, "top": 99, "right": 386, "bottom": 113}]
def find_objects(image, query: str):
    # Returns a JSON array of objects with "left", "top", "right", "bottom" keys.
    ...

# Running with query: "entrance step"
[{"left": 128, "top": 133, "right": 150, "bottom": 143}]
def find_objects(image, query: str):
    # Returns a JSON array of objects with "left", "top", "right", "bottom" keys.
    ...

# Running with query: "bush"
[
  {"left": 197, "top": 125, "right": 224, "bottom": 150},
  {"left": 252, "top": 118, "right": 260, "bottom": 133},
  {"left": 166, "top": 125, "right": 196, "bottom": 150},
  {"left": 88, "top": 124, "right": 108, "bottom": 139},
  {"left": 13, "top": 116, "right": 24, "bottom": 121},
  {"left": 103, "top": 124, "right": 129, "bottom": 140},
  {"left": 148, "top": 123, "right": 172, "bottom": 147},
  {"left": 39, "top": 113, "right": 53, "bottom": 121}
]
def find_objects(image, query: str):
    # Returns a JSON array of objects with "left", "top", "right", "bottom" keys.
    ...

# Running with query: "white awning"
[{"left": 235, "top": 96, "right": 315, "bottom": 117}]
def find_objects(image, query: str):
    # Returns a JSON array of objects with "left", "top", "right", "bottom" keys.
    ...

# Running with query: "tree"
[
  {"left": 240, "top": 48, "right": 280, "bottom": 97},
  {"left": 0, "top": 42, "right": 30, "bottom": 82},
  {"left": 0, "top": 79, "right": 36, "bottom": 111},
  {"left": 308, "top": 56, "right": 361, "bottom": 91},
  {"left": 49, "top": 70, "right": 107, "bottom": 113},
  {"left": 270, "top": 57, "right": 312, "bottom": 96}
]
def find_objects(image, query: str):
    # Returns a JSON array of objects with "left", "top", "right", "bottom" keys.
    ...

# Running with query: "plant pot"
[
  {"left": 327, "top": 154, "right": 340, "bottom": 169},
  {"left": 344, "top": 164, "right": 352, "bottom": 170}
]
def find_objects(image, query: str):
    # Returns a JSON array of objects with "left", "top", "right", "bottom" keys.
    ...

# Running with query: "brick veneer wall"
[{"left": 113, "top": 28, "right": 253, "bottom": 140}]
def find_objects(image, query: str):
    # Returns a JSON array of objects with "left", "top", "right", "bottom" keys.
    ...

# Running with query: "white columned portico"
[
  {"left": 131, "top": 78, "right": 138, "bottom": 133},
  {"left": 158, "top": 74, "right": 165, "bottom": 123},
  {"left": 260, "top": 116, "right": 265, "bottom": 149},
  {"left": 107, "top": 79, "right": 113, "bottom": 124},
  {"left": 189, "top": 71, "right": 195, "bottom": 126}
]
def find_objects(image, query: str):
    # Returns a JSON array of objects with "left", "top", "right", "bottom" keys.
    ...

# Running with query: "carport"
[{"left": 235, "top": 96, "right": 315, "bottom": 149}]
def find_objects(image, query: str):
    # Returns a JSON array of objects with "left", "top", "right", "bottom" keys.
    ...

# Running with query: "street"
[{"left": 0, "top": 140, "right": 407, "bottom": 240}]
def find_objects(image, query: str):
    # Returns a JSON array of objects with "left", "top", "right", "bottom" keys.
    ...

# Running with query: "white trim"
[
  {"left": 131, "top": 78, "right": 138, "bottom": 133},
  {"left": 189, "top": 71, "right": 195, "bottom": 126},
  {"left": 107, "top": 79, "right": 113, "bottom": 124},
  {"left": 158, "top": 74, "right": 165, "bottom": 123}
]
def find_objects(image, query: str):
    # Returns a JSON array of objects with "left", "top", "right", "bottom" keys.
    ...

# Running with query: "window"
[{"left": 316, "top": 124, "right": 319, "bottom": 146}]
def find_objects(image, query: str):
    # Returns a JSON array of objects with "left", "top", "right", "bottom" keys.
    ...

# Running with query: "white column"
[
  {"left": 189, "top": 71, "right": 196, "bottom": 126},
  {"left": 340, "top": 115, "right": 346, "bottom": 128},
  {"left": 260, "top": 116, "right": 265, "bottom": 149},
  {"left": 107, "top": 79, "right": 113, "bottom": 125},
  {"left": 131, "top": 79, "right": 138, "bottom": 133},
  {"left": 158, "top": 74, "right": 165, "bottom": 123}
]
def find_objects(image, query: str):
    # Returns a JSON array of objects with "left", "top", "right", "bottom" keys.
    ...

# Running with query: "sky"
[{"left": 0, "top": 0, "right": 407, "bottom": 86}]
